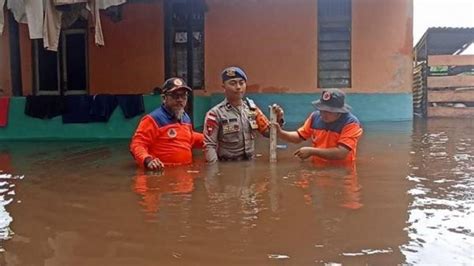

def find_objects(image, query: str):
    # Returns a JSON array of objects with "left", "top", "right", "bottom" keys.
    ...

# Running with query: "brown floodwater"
[{"left": 0, "top": 119, "right": 472, "bottom": 265}]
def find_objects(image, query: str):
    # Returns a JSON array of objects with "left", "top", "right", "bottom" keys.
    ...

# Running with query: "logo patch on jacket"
[{"left": 167, "top": 128, "right": 177, "bottom": 138}]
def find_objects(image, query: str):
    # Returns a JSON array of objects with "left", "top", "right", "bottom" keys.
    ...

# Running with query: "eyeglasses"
[{"left": 166, "top": 92, "right": 188, "bottom": 100}]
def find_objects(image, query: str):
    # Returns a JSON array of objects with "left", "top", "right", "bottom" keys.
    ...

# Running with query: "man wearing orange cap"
[
  {"left": 274, "top": 89, "right": 363, "bottom": 164},
  {"left": 130, "top": 78, "right": 203, "bottom": 170}
]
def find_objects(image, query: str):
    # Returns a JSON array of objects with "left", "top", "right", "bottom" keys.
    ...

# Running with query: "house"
[{"left": 0, "top": 0, "right": 413, "bottom": 139}]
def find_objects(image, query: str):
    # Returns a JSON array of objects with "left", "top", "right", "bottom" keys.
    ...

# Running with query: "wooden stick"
[{"left": 269, "top": 105, "right": 277, "bottom": 163}]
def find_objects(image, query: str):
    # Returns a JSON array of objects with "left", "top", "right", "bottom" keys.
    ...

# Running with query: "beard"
[{"left": 171, "top": 107, "right": 185, "bottom": 120}]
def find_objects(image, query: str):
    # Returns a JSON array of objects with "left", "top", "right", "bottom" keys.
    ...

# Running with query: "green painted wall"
[{"left": 0, "top": 93, "right": 412, "bottom": 140}]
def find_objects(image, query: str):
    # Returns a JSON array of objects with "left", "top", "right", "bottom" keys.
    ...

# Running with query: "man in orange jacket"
[
  {"left": 130, "top": 78, "right": 203, "bottom": 170},
  {"left": 274, "top": 89, "right": 363, "bottom": 165}
]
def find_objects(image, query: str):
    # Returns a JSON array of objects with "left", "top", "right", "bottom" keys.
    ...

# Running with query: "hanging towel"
[
  {"left": 62, "top": 95, "right": 93, "bottom": 123},
  {"left": 0, "top": 97, "right": 9, "bottom": 127},
  {"left": 116, "top": 94, "right": 145, "bottom": 119},
  {"left": 90, "top": 94, "right": 117, "bottom": 122},
  {"left": 25, "top": 95, "right": 66, "bottom": 119}
]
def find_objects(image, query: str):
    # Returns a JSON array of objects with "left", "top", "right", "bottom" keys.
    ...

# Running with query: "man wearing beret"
[
  {"left": 203, "top": 66, "right": 284, "bottom": 163},
  {"left": 130, "top": 78, "right": 203, "bottom": 170},
  {"left": 274, "top": 89, "right": 363, "bottom": 164}
]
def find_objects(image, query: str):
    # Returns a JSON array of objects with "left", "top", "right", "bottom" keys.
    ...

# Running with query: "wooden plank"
[
  {"left": 269, "top": 106, "right": 277, "bottom": 163},
  {"left": 428, "top": 89, "right": 474, "bottom": 102},
  {"left": 427, "top": 75, "right": 474, "bottom": 88},
  {"left": 428, "top": 55, "right": 474, "bottom": 67},
  {"left": 428, "top": 106, "right": 474, "bottom": 118}
]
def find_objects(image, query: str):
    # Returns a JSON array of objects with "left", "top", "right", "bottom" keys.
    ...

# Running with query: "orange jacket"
[
  {"left": 130, "top": 106, "right": 203, "bottom": 167},
  {"left": 297, "top": 111, "right": 363, "bottom": 164}
]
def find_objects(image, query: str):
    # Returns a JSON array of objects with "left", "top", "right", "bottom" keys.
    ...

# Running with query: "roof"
[{"left": 414, "top": 27, "right": 474, "bottom": 61}]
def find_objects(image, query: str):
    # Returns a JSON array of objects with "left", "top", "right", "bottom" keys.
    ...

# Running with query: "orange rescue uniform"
[
  {"left": 130, "top": 106, "right": 203, "bottom": 167},
  {"left": 297, "top": 111, "right": 363, "bottom": 164}
]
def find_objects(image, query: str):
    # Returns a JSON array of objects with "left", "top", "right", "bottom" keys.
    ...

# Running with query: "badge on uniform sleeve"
[
  {"left": 167, "top": 128, "right": 177, "bottom": 138},
  {"left": 205, "top": 112, "right": 218, "bottom": 135}
]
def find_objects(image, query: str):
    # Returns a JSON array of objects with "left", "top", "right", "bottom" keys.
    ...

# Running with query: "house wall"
[
  {"left": 89, "top": 2, "right": 165, "bottom": 94},
  {"left": 15, "top": 2, "right": 165, "bottom": 96},
  {"left": 204, "top": 0, "right": 413, "bottom": 94}
]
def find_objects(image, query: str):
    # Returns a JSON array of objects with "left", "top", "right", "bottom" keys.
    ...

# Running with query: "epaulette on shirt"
[{"left": 245, "top": 98, "right": 257, "bottom": 110}]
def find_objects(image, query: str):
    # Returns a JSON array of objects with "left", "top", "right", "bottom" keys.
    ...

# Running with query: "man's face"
[
  {"left": 222, "top": 78, "right": 246, "bottom": 102},
  {"left": 163, "top": 88, "right": 188, "bottom": 118},
  {"left": 320, "top": 110, "right": 342, "bottom": 123}
]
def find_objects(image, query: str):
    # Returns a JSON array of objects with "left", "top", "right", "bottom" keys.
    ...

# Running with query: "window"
[
  {"left": 318, "top": 0, "right": 351, "bottom": 88},
  {"left": 166, "top": 0, "right": 205, "bottom": 89},
  {"left": 33, "top": 19, "right": 88, "bottom": 95}
]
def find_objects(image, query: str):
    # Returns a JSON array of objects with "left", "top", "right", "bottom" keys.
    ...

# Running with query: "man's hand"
[
  {"left": 294, "top": 147, "right": 315, "bottom": 160},
  {"left": 271, "top": 104, "right": 285, "bottom": 125},
  {"left": 145, "top": 157, "right": 164, "bottom": 171}
]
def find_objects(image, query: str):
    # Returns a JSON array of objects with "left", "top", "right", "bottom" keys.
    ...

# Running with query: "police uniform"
[{"left": 203, "top": 97, "right": 270, "bottom": 163}]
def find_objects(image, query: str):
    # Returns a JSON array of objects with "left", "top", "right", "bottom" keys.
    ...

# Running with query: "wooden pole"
[{"left": 269, "top": 105, "right": 277, "bottom": 163}]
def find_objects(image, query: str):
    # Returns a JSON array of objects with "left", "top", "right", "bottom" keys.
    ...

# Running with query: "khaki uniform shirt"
[{"left": 203, "top": 98, "right": 270, "bottom": 163}]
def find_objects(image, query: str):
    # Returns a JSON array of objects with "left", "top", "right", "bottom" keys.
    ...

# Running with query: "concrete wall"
[
  {"left": 204, "top": 0, "right": 317, "bottom": 94},
  {"left": 88, "top": 2, "right": 164, "bottom": 94},
  {"left": 204, "top": 0, "right": 413, "bottom": 94}
]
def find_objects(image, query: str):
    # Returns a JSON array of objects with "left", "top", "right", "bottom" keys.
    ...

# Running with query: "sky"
[{"left": 414, "top": 0, "right": 474, "bottom": 53}]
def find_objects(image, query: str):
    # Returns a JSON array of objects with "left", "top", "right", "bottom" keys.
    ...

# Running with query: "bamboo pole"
[{"left": 269, "top": 105, "right": 277, "bottom": 163}]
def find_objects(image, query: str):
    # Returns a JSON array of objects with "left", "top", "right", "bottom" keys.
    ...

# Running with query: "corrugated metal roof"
[{"left": 414, "top": 27, "right": 474, "bottom": 61}]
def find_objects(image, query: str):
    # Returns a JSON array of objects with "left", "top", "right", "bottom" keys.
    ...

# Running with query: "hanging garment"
[
  {"left": 116, "top": 94, "right": 145, "bottom": 119},
  {"left": 0, "top": 97, "right": 9, "bottom": 127},
  {"left": 86, "top": 0, "right": 126, "bottom": 46},
  {"left": 24, "top": 95, "right": 66, "bottom": 119},
  {"left": 25, "top": 0, "right": 44, "bottom": 39},
  {"left": 43, "top": 0, "right": 62, "bottom": 51},
  {"left": 6, "top": 0, "right": 27, "bottom": 24},
  {"left": 0, "top": 0, "right": 6, "bottom": 35},
  {"left": 97, "top": 0, "right": 126, "bottom": 10},
  {"left": 89, "top": 94, "right": 117, "bottom": 122},
  {"left": 53, "top": 0, "right": 88, "bottom": 5},
  {"left": 62, "top": 95, "right": 93, "bottom": 123}
]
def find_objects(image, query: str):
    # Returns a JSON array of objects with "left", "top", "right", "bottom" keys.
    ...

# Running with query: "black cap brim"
[
  {"left": 311, "top": 100, "right": 351, "bottom": 113},
  {"left": 166, "top": 86, "right": 192, "bottom": 93}
]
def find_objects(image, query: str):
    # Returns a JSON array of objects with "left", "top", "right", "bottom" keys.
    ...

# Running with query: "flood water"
[{"left": 0, "top": 119, "right": 472, "bottom": 265}]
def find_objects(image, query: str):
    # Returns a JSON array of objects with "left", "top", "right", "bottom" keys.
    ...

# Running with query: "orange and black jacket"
[
  {"left": 130, "top": 106, "right": 203, "bottom": 167},
  {"left": 297, "top": 111, "right": 363, "bottom": 164}
]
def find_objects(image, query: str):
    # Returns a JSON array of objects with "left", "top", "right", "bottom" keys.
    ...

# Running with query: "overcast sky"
[{"left": 414, "top": 0, "right": 474, "bottom": 53}]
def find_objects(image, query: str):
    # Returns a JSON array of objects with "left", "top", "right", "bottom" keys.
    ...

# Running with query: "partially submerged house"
[
  {"left": 413, "top": 27, "right": 474, "bottom": 118},
  {"left": 0, "top": 0, "right": 413, "bottom": 139}
]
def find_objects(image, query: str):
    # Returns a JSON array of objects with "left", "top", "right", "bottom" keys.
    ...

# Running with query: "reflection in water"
[
  {"left": 292, "top": 164, "right": 362, "bottom": 210},
  {"left": 132, "top": 168, "right": 195, "bottom": 220},
  {"left": 0, "top": 150, "right": 20, "bottom": 254},
  {"left": 402, "top": 119, "right": 474, "bottom": 265},
  {"left": 0, "top": 120, "right": 471, "bottom": 264}
]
